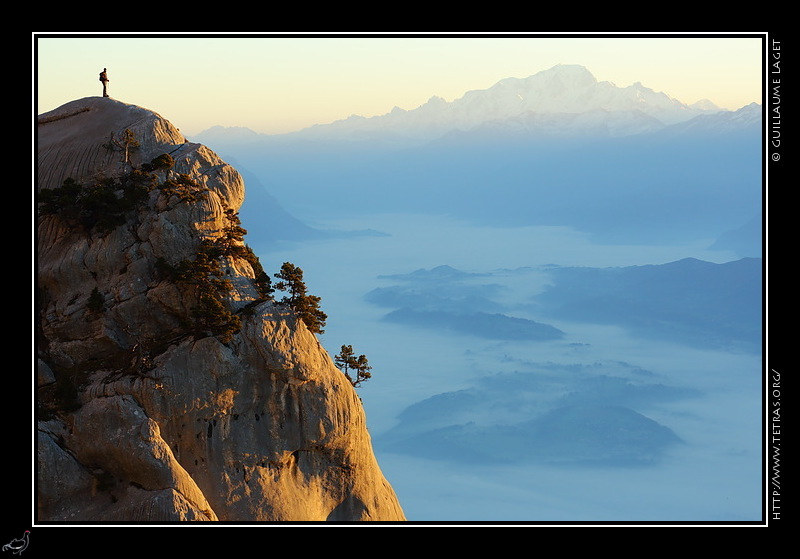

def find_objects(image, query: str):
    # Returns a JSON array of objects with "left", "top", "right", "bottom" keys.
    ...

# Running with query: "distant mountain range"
[
  {"left": 195, "top": 64, "right": 757, "bottom": 148},
  {"left": 193, "top": 63, "right": 763, "bottom": 248}
]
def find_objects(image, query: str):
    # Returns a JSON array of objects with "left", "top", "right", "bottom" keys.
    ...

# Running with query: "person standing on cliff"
[{"left": 99, "top": 68, "right": 109, "bottom": 97}]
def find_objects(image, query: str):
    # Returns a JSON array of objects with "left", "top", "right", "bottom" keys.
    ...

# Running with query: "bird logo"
[{"left": 2, "top": 531, "right": 29, "bottom": 555}]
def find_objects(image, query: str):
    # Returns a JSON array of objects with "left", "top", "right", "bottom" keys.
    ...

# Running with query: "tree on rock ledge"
[
  {"left": 274, "top": 262, "right": 327, "bottom": 334},
  {"left": 334, "top": 344, "right": 373, "bottom": 388}
]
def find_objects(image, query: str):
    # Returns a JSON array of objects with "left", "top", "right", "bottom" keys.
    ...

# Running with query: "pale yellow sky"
[{"left": 34, "top": 33, "right": 765, "bottom": 136}]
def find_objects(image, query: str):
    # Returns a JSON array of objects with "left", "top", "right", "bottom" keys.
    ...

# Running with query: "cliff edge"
[{"left": 36, "top": 97, "right": 405, "bottom": 522}]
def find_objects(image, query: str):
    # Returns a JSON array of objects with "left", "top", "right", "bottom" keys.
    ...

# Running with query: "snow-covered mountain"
[
  {"left": 442, "top": 99, "right": 762, "bottom": 145},
  {"left": 653, "top": 101, "right": 762, "bottom": 136},
  {"left": 277, "top": 64, "right": 725, "bottom": 143},
  {"left": 195, "top": 64, "right": 745, "bottom": 148},
  {"left": 444, "top": 64, "right": 719, "bottom": 124}
]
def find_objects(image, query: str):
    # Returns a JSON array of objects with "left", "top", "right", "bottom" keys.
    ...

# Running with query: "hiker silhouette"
[{"left": 99, "top": 68, "right": 109, "bottom": 97}]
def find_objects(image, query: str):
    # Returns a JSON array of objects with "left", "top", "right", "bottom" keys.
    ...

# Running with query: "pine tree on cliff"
[
  {"left": 274, "top": 262, "right": 327, "bottom": 334},
  {"left": 334, "top": 344, "right": 373, "bottom": 387}
]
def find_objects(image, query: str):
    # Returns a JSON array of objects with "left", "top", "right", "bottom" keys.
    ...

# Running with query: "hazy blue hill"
[
  {"left": 522, "top": 404, "right": 683, "bottom": 466},
  {"left": 384, "top": 308, "right": 565, "bottom": 341},
  {"left": 386, "top": 409, "right": 680, "bottom": 466},
  {"left": 389, "top": 366, "right": 698, "bottom": 432},
  {"left": 378, "top": 364, "right": 691, "bottom": 466},
  {"left": 365, "top": 265, "right": 562, "bottom": 340},
  {"left": 377, "top": 264, "right": 487, "bottom": 282},
  {"left": 536, "top": 257, "right": 763, "bottom": 352}
]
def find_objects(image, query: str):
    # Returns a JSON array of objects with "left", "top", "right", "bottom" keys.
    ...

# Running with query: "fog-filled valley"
[
  {"left": 241, "top": 216, "right": 762, "bottom": 522},
  {"left": 191, "top": 66, "right": 764, "bottom": 523}
]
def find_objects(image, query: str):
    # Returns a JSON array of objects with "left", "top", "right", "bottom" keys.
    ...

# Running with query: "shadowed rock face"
[{"left": 36, "top": 97, "right": 405, "bottom": 522}]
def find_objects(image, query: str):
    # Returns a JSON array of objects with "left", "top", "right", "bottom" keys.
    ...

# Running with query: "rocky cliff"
[{"left": 36, "top": 97, "right": 406, "bottom": 522}]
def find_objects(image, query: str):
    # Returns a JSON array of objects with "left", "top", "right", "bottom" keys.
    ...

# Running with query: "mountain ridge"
[{"left": 194, "top": 64, "right": 735, "bottom": 146}]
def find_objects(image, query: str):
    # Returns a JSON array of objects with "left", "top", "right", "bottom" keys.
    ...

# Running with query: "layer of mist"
[{"left": 248, "top": 213, "right": 762, "bottom": 523}]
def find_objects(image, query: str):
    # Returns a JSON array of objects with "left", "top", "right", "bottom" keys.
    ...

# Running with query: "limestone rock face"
[{"left": 36, "top": 97, "right": 405, "bottom": 522}]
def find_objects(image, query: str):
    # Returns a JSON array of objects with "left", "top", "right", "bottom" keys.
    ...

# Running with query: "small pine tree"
[
  {"left": 292, "top": 293, "right": 327, "bottom": 335},
  {"left": 334, "top": 344, "right": 373, "bottom": 387},
  {"left": 217, "top": 208, "right": 248, "bottom": 256},
  {"left": 273, "top": 262, "right": 305, "bottom": 303},
  {"left": 274, "top": 262, "right": 327, "bottom": 333}
]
